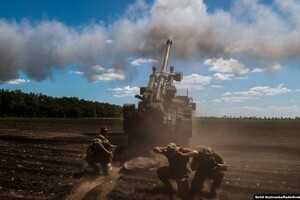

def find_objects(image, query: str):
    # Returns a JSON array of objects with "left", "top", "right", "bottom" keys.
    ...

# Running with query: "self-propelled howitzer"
[{"left": 122, "top": 39, "right": 196, "bottom": 146}]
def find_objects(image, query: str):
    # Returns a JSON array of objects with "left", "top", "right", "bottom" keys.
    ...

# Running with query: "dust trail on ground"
[
  {"left": 123, "top": 156, "right": 160, "bottom": 171},
  {"left": 65, "top": 166, "right": 121, "bottom": 200},
  {"left": 65, "top": 178, "right": 100, "bottom": 200}
]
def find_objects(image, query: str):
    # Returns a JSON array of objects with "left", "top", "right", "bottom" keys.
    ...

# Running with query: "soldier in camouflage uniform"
[
  {"left": 190, "top": 146, "right": 228, "bottom": 197},
  {"left": 86, "top": 126, "right": 113, "bottom": 175},
  {"left": 153, "top": 143, "right": 198, "bottom": 196}
]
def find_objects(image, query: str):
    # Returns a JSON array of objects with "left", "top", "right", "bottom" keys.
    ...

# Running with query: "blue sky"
[{"left": 0, "top": 0, "right": 299, "bottom": 118}]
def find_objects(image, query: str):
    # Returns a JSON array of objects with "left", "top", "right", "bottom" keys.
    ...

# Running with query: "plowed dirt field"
[{"left": 0, "top": 118, "right": 299, "bottom": 200}]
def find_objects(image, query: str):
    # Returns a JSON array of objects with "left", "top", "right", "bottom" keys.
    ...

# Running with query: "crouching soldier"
[
  {"left": 190, "top": 146, "right": 228, "bottom": 197},
  {"left": 86, "top": 126, "right": 114, "bottom": 175},
  {"left": 153, "top": 143, "right": 198, "bottom": 196}
]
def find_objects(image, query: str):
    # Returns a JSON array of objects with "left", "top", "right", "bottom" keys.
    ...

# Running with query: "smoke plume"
[{"left": 1, "top": 0, "right": 300, "bottom": 82}]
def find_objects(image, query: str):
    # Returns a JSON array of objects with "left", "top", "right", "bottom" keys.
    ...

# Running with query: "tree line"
[
  {"left": 0, "top": 89, "right": 122, "bottom": 118},
  {"left": 200, "top": 116, "right": 300, "bottom": 120}
]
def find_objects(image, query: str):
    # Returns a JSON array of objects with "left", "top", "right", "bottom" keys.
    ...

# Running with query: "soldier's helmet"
[
  {"left": 202, "top": 147, "right": 212, "bottom": 155},
  {"left": 100, "top": 126, "right": 108, "bottom": 138},
  {"left": 166, "top": 143, "right": 179, "bottom": 154},
  {"left": 195, "top": 145, "right": 212, "bottom": 155},
  {"left": 101, "top": 126, "right": 108, "bottom": 132},
  {"left": 200, "top": 147, "right": 213, "bottom": 160}
]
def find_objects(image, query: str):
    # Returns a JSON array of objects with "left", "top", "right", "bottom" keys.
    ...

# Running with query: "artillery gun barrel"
[
  {"left": 147, "top": 66, "right": 157, "bottom": 90},
  {"left": 155, "top": 39, "right": 172, "bottom": 101}
]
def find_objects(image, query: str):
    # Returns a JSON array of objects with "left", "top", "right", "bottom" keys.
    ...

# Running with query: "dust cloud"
[
  {"left": 190, "top": 117, "right": 240, "bottom": 150},
  {"left": 123, "top": 156, "right": 162, "bottom": 171},
  {"left": 67, "top": 166, "right": 121, "bottom": 200}
]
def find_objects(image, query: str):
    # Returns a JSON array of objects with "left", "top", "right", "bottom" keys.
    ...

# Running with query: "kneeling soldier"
[
  {"left": 153, "top": 143, "right": 198, "bottom": 196},
  {"left": 190, "top": 146, "right": 227, "bottom": 197},
  {"left": 86, "top": 127, "right": 114, "bottom": 175}
]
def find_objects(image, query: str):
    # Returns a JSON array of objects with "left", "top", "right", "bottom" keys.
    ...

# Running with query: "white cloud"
[
  {"left": 7, "top": 79, "right": 30, "bottom": 85},
  {"left": 221, "top": 96, "right": 253, "bottom": 103},
  {"left": 268, "top": 64, "right": 282, "bottom": 72},
  {"left": 183, "top": 74, "right": 212, "bottom": 84},
  {"left": 221, "top": 84, "right": 291, "bottom": 102},
  {"left": 251, "top": 84, "right": 291, "bottom": 96},
  {"left": 211, "top": 85, "right": 222, "bottom": 88},
  {"left": 213, "top": 99, "right": 221, "bottom": 103},
  {"left": 177, "top": 84, "right": 205, "bottom": 90},
  {"left": 295, "top": 89, "right": 300, "bottom": 92},
  {"left": 87, "top": 66, "right": 125, "bottom": 81},
  {"left": 205, "top": 58, "right": 250, "bottom": 81},
  {"left": 105, "top": 39, "right": 113, "bottom": 44},
  {"left": 204, "top": 58, "right": 250, "bottom": 75},
  {"left": 90, "top": 72, "right": 125, "bottom": 81},
  {"left": 69, "top": 65, "right": 126, "bottom": 82},
  {"left": 131, "top": 58, "right": 158, "bottom": 66},
  {"left": 175, "top": 73, "right": 212, "bottom": 90},
  {"left": 69, "top": 71, "right": 84, "bottom": 75},
  {"left": 108, "top": 86, "right": 140, "bottom": 97},
  {"left": 271, "top": 64, "right": 282, "bottom": 71},
  {"left": 251, "top": 68, "right": 265, "bottom": 73},
  {"left": 92, "top": 65, "right": 106, "bottom": 71},
  {"left": 213, "top": 73, "right": 235, "bottom": 81}
]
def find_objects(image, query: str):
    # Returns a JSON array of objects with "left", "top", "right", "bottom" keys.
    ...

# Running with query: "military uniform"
[
  {"left": 190, "top": 146, "right": 227, "bottom": 196},
  {"left": 155, "top": 143, "right": 197, "bottom": 195},
  {"left": 86, "top": 134, "right": 113, "bottom": 175}
]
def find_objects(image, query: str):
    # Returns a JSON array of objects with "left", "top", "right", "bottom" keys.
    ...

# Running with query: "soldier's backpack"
[
  {"left": 94, "top": 135, "right": 113, "bottom": 151},
  {"left": 90, "top": 138, "right": 103, "bottom": 155},
  {"left": 90, "top": 138, "right": 111, "bottom": 163}
]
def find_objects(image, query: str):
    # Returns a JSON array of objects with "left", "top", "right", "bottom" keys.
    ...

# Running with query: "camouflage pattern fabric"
[
  {"left": 86, "top": 137, "right": 113, "bottom": 175},
  {"left": 191, "top": 146, "right": 225, "bottom": 195}
]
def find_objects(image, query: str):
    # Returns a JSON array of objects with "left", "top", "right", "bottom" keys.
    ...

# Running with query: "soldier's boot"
[
  {"left": 101, "top": 163, "right": 113, "bottom": 176},
  {"left": 176, "top": 177, "right": 190, "bottom": 196},
  {"left": 163, "top": 181, "right": 173, "bottom": 193},
  {"left": 157, "top": 166, "right": 173, "bottom": 193},
  {"left": 210, "top": 170, "right": 224, "bottom": 197},
  {"left": 91, "top": 165, "right": 100, "bottom": 175},
  {"left": 191, "top": 174, "right": 205, "bottom": 194},
  {"left": 210, "top": 188, "right": 217, "bottom": 198},
  {"left": 107, "top": 163, "right": 113, "bottom": 173}
]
